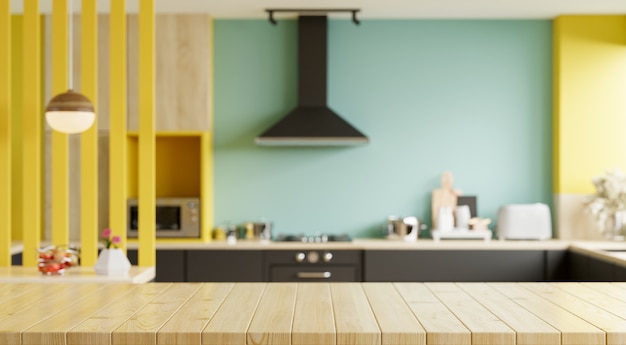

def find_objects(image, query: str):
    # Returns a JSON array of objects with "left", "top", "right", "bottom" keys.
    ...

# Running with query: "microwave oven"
[{"left": 127, "top": 197, "right": 200, "bottom": 238}]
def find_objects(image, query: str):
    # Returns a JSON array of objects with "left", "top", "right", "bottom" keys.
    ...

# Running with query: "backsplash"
[{"left": 213, "top": 19, "right": 552, "bottom": 238}]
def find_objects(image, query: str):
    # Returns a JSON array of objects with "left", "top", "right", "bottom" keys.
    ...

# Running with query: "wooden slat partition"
[
  {"left": 50, "top": 0, "right": 70, "bottom": 247},
  {"left": 491, "top": 283, "right": 606, "bottom": 345},
  {"left": 457, "top": 283, "right": 560, "bottom": 345},
  {"left": 395, "top": 283, "right": 471, "bottom": 345},
  {"left": 520, "top": 282, "right": 626, "bottom": 345},
  {"left": 203, "top": 283, "right": 266, "bottom": 345},
  {"left": 292, "top": 283, "right": 336, "bottom": 345},
  {"left": 79, "top": 0, "right": 99, "bottom": 266},
  {"left": 109, "top": 0, "right": 128, "bottom": 250},
  {"left": 0, "top": 0, "right": 10, "bottom": 267},
  {"left": 362, "top": 283, "right": 426, "bottom": 345},
  {"left": 247, "top": 283, "right": 297, "bottom": 345},
  {"left": 138, "top": 0, "right": 156, "bottom": 266},
  {"left": 22, "top": 0, "right": 42, "bottom": 267}
]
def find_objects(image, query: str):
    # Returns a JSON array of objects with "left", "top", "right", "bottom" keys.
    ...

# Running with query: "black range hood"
[{"left": 256, "top": 16, "right": 369, "bottom": 146}]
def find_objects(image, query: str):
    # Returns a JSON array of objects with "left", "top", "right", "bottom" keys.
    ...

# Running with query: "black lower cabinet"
[
  {"left": 364, "top": 250, "right": 545, "bottom": 282},
  {"left": 127, "top": 250, "right": 185, "bottom": 282},
  {"left": 568, "top": 251, "right": 626, "bottom": 282},
  {"left": 186, "top": 250, "right": 263, "bottom": 282},
  {"left": 11, "top": 253, "right": 22, "bottom": 265},
  {"left": 545, "top": 250, "right": 569, "bottom": 281}
]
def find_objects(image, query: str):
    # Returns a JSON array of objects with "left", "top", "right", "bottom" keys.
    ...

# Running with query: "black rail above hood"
[{"left": 256, "top": 16, "right": 369, "bottom": 146}]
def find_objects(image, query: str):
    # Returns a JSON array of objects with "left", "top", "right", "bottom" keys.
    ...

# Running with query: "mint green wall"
[{"left": 213, "top": 19, "right": 552, "bottom": 238}]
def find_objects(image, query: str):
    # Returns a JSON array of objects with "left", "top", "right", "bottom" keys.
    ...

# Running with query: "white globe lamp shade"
[{"left": 45, "top": 90, "right": 96, "bottom": 134}]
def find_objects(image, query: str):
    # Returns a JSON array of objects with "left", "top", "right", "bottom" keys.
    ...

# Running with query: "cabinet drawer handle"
[{"left": 297, "top": 271, "right": 332, "bottom": 279}]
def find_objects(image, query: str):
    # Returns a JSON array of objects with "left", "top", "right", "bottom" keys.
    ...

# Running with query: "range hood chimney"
[{"left": 256, "top": 15, "right": 369, "bottom": 146}]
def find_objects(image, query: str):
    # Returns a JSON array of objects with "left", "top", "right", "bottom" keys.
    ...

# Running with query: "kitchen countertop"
[
  {"left": 0, "top": 266, "right": 155, "bottom": 283},
  {"left": 1, "top": 282, "right": 625, "bottom": 345}
]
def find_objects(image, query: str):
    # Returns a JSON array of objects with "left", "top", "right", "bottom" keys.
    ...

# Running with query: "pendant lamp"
[{"left": 45, "top": 0, "right": 95, "bottom": 134}]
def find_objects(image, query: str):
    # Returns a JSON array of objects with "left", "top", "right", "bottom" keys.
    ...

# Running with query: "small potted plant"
[
  {"left": 94, "top": 228, "right": 131, "bottom": 275},
  {"left": 585, "top": 169, "right": 626, "bottom": 240}
]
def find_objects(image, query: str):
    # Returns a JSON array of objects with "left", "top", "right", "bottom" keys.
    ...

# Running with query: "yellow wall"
[{"left": 553, "top": 15, "right": 626, "bottom": 194}]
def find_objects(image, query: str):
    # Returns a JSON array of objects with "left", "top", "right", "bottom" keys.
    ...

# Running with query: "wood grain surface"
[{"left": 1, "top": 282, "right": 626, "bottom": 345}]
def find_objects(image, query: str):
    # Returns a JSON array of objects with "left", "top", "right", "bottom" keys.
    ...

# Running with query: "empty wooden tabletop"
[{"left": 0, "top": 282, "right": 625, "bottom": 345}]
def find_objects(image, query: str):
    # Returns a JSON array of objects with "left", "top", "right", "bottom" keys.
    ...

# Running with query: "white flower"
[{"left": 585, "top": 168, "right": 626, "bottom": 234}]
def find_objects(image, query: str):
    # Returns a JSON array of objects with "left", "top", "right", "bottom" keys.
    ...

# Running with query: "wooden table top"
[{"left": 1, "top": 282, "right": 625, "bottom": 345}]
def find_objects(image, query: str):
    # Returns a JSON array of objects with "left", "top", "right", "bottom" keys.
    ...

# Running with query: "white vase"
[{"left": 94, "top": 248, "right": 131, "bottom": 276}]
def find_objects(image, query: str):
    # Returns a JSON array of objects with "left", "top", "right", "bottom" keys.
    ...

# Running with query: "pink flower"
[
  {"left": 112, "top": 236, "right": 121, "bottom": 244},
  {"left": 102, "top": 228, "right": 111, "bottom": 238}
]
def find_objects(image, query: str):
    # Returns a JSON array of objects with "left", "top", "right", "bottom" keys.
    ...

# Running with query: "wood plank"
[
  {"left": 0, "top": 284, "right": 105, "bottom": 344},
  {"left": 157, "top": 283, "right": 233, "bottom": 345},
  {"left": 292, "top": 283, "right": 336, "bottom": 345},
  {"left": 362, "top": 283, "right": 426, "bottom": 345},
  {"left": 22, "top": 284, "right": 136, "bottom": 345},
  {"left": 458, "top": 283, "right": 560, "bottom": 345},
  {"left": 426, "top": 283, "right": 515, "bottom": 345},
  {"left": 331, "top": 283, "right": 381, "bottom": 345},
  {"left": 556, "top": 283, "right": 626, "bottom": 320},
  {"left": 394, "top": 283, "right": 470, "bottom": 345},
  {"left": 202, "top": 283, "right": 266, "bottom": 345},
  {"left": 584, "top": 283, "right": 626, "bottom": 302},
  {"left": 491, "top": 283, "right": 605, "bottom": 345},
  {"left": 0, "top": 284, "right": 66, "bottom": 321},
  {"left": 247, "top": 283, "right": 298, "bottom": 345},
  {"left": 68, "top": 283, "right": 172, "bottom": 345},
  {"left": 521, "top": 283, "right": 626, "bottom": 345},
  {"left": 112, "top": 283, "right": 199, "bottom": 345}
]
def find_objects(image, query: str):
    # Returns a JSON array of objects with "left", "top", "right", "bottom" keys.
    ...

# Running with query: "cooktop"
[{"left": 273, "top": 234, "right": 352, "bottom": 243}]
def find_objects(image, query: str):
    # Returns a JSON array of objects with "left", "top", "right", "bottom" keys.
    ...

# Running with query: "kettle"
[{"left": 385, "top": 216, "right": 422, "bottom": 242}]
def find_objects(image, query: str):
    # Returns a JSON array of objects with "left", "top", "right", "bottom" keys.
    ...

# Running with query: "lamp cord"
[{"left": 68, "top": 0, "right": 73, "bottom": 90}]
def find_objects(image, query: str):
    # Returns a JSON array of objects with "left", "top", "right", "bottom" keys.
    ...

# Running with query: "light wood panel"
[
  {"left": 0, "top": 284, "right": 66, "bottom": 322},
  {"left": 520, "top": 282, "right": 626, "bottom": 345},
  {"left": 22, "top": 284, "right": 136, "bottom": 345},
  {"left": 80, "top": 0, "right": 99, "bottom": 266},
  {"left": 584, "top": 282, "right": 626, "bottom": 302},
  {"left": 127, "top": 14, "right": 211, "bottom": 131},
  {"left": 292, "top": 283, "right": 336, "bottom": 345},
  {"left": 363, "top": 283, "right": 426, "bottom": 345},
  {"left": 247, "top": 283, "right": 298, "bottom": 345},
  {"left": 0, "top": 0, "right": 10, "bottom": 267},
  {"left": 331, "top": 283, "right": 381, "bottom": 345},
  {"left": 50, "top": 0, "right": 70, "bottom": 247},
  {"left": 457, "top": 283, "right": 560, "bottom": 345},
  {"left": 112, "top": 283, "right": 199, "bottom": 345},
  {"left": 158, "top": 283, "right": 233, "bottom": 345},
  {"left": 203, "top": 283, "right": 266, "bottom": 345},
  {"left": 67, "top": 283, "right": 171, "bottom": 345},
  {"left": 426, "top": 283, "right": 515, "bottom": 345},
  {"left": 492, "top": 283, "right": 605, "bottom": 345},
  {"left": 0, "top": 284, "right": 104, "bottom": 344},
  {"left": 394, "top": 283, "right": 471, "bottom": 345},
  {"left": 138, "top": 0, "right": 156, "bottom": 266},
  {"left": 109, "top": 0, "right": 128, "bottom": 251}
]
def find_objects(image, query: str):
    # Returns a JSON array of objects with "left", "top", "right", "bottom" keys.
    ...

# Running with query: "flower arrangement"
[
  {"left": 101, "top": 228, "right": 121, "bottom": 249},
  {"left": 585, "top": 169, "right": 626, "bottom": 236}
]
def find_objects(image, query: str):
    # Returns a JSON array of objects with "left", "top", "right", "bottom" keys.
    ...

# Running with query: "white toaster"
[{"left": 496, "top": 203, "right": 552, "bottom": 240}]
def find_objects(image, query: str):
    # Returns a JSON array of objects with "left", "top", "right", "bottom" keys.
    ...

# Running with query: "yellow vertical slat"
[
  {"left": 51, "top": 0, "right": 69, "bottom": 246},
  {"left": 109, "top": 0, "right": 127, "bottom": 251},
  {"left": 138, "top": 0, "right": 155, "bottom": 266},
  {"left": 0, "top": 0, "right": 11, "bottom": 266},
  {"left": 22, "top": 0, "right": 41, "bottom": 267},
  {"left": 80, "top": 0, "right": 98, "bottom": 266},
  {"left": 201, "top": 17, "right": 214, "bottom": 242}
]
